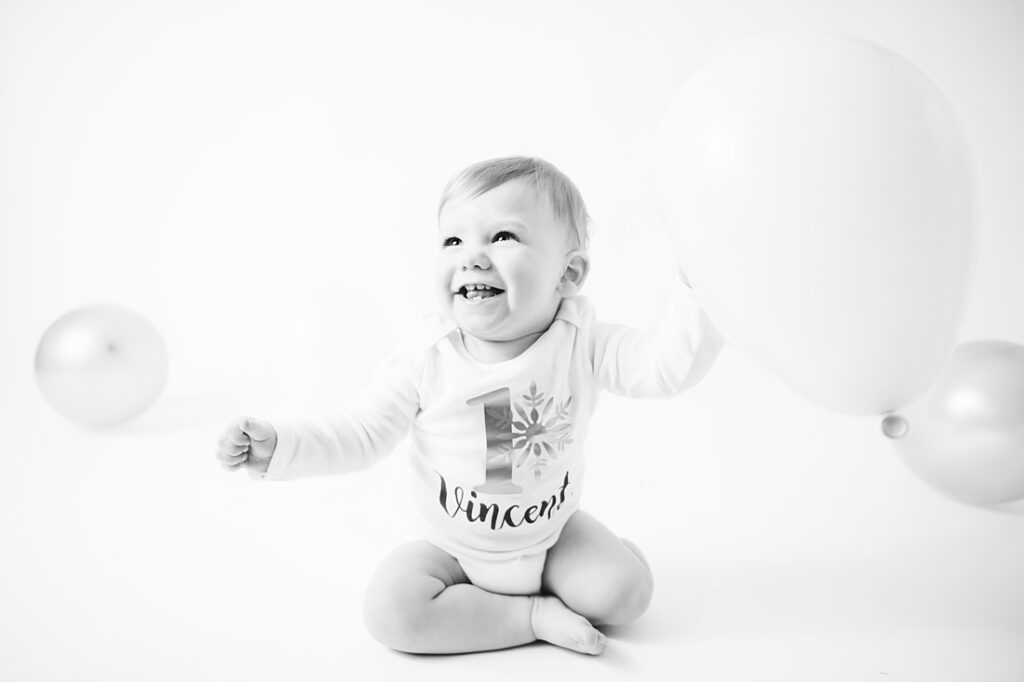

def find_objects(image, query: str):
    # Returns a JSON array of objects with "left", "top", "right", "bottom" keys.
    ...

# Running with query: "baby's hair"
[{"left": 438, "top": 156, "right": 591, "bottom": 251}]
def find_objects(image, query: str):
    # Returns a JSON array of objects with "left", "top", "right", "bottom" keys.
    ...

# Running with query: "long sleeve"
[
  {"left": 262, "top": 334, "right": 423, "bottom": 481},
  {"left": 587, "top": 280, "right": 725, "bottom": 398}
]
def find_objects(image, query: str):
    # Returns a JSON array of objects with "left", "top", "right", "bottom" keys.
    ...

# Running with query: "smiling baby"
[{"left": 214, "top": 156, "right": 723, "bottom": 655}]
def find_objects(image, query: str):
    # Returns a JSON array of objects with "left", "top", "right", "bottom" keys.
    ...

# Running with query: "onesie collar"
[
  {"left": 418, "top": 314, "right": 459, "bottom": 350},
  {"left": 552, "top": 294, "right": 590, "bottom": 329}
]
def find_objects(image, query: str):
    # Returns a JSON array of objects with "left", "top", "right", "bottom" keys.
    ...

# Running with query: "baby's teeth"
[{"left": 459, "top": 284, "right": 501, "bottom": 301}]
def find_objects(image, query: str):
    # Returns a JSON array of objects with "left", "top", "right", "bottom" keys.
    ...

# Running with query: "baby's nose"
[{"left": 461, "top": 249, "right": 492, "bottom": 270}]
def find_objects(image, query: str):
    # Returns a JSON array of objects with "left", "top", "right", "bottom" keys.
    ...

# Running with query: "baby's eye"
[
  {"left": 442, "top": 236, "right": 461, "bottom": 248},
  {"left": 492, "top": 231, "right": 519, "bottom": 243}
]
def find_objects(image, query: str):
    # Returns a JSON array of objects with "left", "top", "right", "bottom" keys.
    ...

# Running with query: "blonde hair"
[{"left": 438, "top": 156, "right": 591, "bottom": 250}]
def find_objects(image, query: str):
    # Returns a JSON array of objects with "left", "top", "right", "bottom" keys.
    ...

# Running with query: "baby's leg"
[
  {"left": 542, "top": 510, "right": 654, "bottom": 626},
  {"left": 361, "top": 540, "right": 604, "bottom": 655}
]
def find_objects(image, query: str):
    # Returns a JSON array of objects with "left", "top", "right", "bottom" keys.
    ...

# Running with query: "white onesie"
[{"left": 264, "top": 283, "right": 723, "bottom": 592}]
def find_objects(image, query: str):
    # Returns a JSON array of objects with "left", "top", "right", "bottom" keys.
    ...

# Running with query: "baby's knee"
[
  {"left": 569, "top": 553, "right": 654, "bottom": 626},
  {"left": 362, "top": 541, "right": 462, "bottom": 653},
  {"left": 598, "top": 563, "right": 654, "bottom": 625},
  {"left": 362, "top": 577, "right": 429, "bottom": 653}
]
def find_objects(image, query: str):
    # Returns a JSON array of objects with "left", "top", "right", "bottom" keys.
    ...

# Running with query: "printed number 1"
[{"left": 466, "top": 387, "right": 522, "bottom": 495}]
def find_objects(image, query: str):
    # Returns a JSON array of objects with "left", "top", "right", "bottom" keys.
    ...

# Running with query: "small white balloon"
[
  {"left": 35, "top": 305, "right": 169, "bottom": 428},
  {"left": 887, "top": 341, "right": 1024, "bottom": 505}
]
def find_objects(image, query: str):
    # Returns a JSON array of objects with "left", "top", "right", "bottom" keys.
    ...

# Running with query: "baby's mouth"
[{"left": 458, "top": 284, "right": 505, "bottom": 302}]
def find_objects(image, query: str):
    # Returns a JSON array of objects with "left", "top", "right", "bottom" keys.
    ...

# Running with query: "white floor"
[{"left": 3, "top": 348, "right": 1022, "bottom": 682}]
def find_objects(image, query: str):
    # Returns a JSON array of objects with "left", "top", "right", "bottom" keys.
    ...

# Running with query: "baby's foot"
[{"left": 530, "top": 596, "right": 607, "bottom": 655}]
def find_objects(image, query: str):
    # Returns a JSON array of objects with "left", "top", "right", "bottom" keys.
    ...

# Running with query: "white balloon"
[
  {"left": 888, "top": 341, "right": 1024, "bottom": 505},
  {"left": 35, "top": 306, "right": 169, "bottom": 427},
  {"left": 651, "top": 30, "right": 972, "bottom": 414}
]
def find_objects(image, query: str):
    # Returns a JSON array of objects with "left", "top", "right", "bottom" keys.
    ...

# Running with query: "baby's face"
[{"left": 436, "top": 179, "right": 574, "bottom": 345}]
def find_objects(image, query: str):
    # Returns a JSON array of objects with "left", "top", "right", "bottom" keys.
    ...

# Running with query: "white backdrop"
[{"left": 1, "top": 1, "right": 1023, "bottom": 681}]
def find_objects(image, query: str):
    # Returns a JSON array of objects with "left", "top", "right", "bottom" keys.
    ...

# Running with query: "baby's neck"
[{"left": 460, "top": 330, "right": 544, "bottom": 363}]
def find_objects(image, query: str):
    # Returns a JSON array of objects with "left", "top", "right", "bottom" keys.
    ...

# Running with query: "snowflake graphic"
[
  {"left": 479, "top": 382, "right": 574, "bottom": 481},
  {"left": 511, "top": 382, "right": 573, "bottom": 475}
]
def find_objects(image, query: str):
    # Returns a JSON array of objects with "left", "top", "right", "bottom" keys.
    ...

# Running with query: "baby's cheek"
[{"left": 433, "top": 262, "right": 454, "bottom": 290}]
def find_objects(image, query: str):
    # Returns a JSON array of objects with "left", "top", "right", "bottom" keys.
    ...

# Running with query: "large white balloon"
[
  {"left": 651, "top": 31, "right": 972, "bottom": 414},
  {"left": 35, "top": 306, "right": 169, "bottom": 427}
]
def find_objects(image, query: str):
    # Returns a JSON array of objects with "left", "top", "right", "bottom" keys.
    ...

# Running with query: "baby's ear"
[{"left": 558, "top": 251, "right": 590, "bottom": 296}]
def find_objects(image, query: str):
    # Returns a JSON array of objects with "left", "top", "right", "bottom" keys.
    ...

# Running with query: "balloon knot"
[{"left": 881, "top": 414, "right": 909, "bottom": 439}]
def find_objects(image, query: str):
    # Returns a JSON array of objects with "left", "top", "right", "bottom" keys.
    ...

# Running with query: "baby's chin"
[
  {"left": 456, "top": 319, "right": 552, "bottom": 346},
  {"left": 444, "top": 295, "right": 563, "bottom": 340}
]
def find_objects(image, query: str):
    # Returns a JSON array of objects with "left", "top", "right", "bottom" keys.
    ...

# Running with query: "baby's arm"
[
  {"left": 588, "top": 277, "right": 724, "bottom": 398},
  {"left": 263, "top": 375, "right": 418, "bottom": 480},
  {"left": 213, "top": 330, "right": 422, "bottom": 480}
]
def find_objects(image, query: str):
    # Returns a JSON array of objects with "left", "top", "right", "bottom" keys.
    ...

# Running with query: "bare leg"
[
  {"left": 362, "top": 541, "right": 604, "bottom": 655},
  {"left": 542, "top": 510, "right": 654, "bottom": 626}
]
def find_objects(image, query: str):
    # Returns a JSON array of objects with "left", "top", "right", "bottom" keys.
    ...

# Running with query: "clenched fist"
[{"left": 215, "top": 417, "right": 278, "bottom": 476}]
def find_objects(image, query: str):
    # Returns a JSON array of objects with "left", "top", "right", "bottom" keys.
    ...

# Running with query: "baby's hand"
[{"left": 215, "top": 417, "right": 278, "bottom": 476}]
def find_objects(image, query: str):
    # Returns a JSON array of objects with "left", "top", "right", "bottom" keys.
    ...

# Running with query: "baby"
[{"left": 214, "top": 157, "right": 723, "bottom": 656}]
